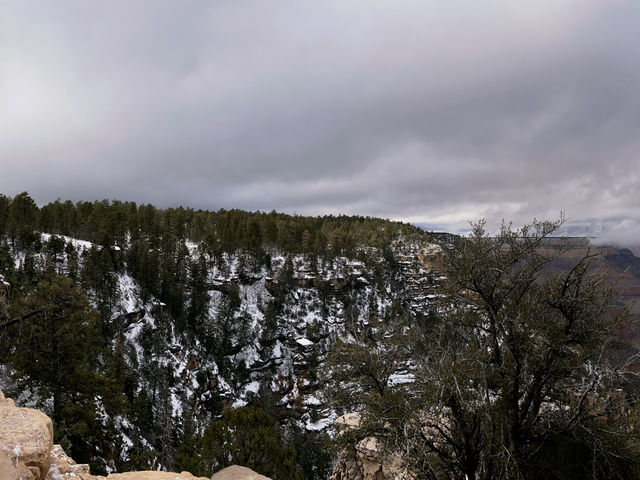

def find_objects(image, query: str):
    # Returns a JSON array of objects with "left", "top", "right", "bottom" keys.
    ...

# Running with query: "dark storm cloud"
[{"left": 2, "top": 1, "right": 640, "bottom": 238}]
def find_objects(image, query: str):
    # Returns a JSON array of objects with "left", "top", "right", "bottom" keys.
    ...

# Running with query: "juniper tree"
[
  {"left": 328, "top": 218, "right": 640, "bottom": 480},
  {"left": 6, "top": 191, "right": 39, "bottom": 248}
]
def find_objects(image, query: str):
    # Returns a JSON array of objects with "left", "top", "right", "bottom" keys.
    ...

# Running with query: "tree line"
[{"left": 0, "top": 191, "right": 428, "bottom": 256}]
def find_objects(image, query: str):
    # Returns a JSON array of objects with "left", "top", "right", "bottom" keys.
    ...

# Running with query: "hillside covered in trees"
[
  {"left": 0, "top": 192, "right": 437, "bottom": 478},
  {"left": 3, "top": 192, "right": 640, "bottom": 480}
]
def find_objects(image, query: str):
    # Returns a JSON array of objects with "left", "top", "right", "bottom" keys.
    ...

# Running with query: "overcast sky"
[{"left": 2, "top": 1, "right": 640, "bottom": 239}]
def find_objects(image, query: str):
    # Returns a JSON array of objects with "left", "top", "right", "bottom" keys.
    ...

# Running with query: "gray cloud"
[{"left": 2, "top": 0, "right": 640, "bottom": 240}]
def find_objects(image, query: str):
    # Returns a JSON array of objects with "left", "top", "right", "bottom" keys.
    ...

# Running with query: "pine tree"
[
  {"left": 7, "top": 192, "right": 39, "bottom": 248},
  {"left": 196, "top": 406, "right": 303, "bottom": 479},
  {"left": 81, "top": 245, "right": 120, "bottom": 334},
  {"left": 0, "top": 193, "right": 11, "bottom": 240},
  {"left": 5, "top": 273, "right": 108, "bottom": 469},
  {"left": 187, "top": 251, "right": 210, "bottom": 331},
  {"left": 64, "top": 241, "right": 79, "bottom": 281}
]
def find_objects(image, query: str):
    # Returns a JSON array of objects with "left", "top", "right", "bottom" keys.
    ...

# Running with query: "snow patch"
[{"left": 296, "top": 338, "right": 314, "bottom": 347}]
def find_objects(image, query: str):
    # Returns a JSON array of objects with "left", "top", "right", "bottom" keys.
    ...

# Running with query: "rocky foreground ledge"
[
  {"left": 0, "top": 390, "right": 270, "bottom": 480},
  {"left": 0, "top": 388, "right": 412, "bottom": 480}
]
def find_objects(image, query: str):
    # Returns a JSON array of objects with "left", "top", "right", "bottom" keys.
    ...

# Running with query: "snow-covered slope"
[{"left": 5, "top": 232, "right": 445, "bottom": 469}]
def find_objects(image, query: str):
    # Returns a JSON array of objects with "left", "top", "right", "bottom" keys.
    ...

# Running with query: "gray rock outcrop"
[{"left": 330, "top": 413, "right": 412, "bottom": 480}]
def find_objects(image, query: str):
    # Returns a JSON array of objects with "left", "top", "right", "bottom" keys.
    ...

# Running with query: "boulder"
[
  {"left": 417, "top": 244, "right": 445, "bottom": 273},
  {"left": 355, "top": 437, "right": 384, "bottom": 480},
  {"left": 210, "top": 466, "right": 272, "bottom": 480},
  {"left": 381, "top": 454, "right": 411, "bottom": 480},
  {"left": 0, "top": 390, "right": 54, "bottom": 480},
  {"left": 331, "top": 413, "right": 412, "bottom": 480},
  {"left": 0, "top": 390, "right": 12, "bottom": 406},
  {"left": 46, "top": 444, "right": 97, "bottom": 480},
  {"left": 1, "top": 451, "right": 37, "bottom": 480},
  {"left": 0, "top": 391, "right": 210, "bottom": 480},
  {"left": 334, "top": 413, "right": 361, "bottom": 431},
  {"left": 356, "top": 437, "right": 381, "bottom": 461}
]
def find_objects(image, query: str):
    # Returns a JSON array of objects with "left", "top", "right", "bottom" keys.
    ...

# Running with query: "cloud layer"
[{"left": 2, "top": 1, "right": 640, "bottom": 238}]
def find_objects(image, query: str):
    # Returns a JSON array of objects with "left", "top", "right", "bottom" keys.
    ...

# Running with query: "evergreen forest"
[{"left": 0, "top": 191, "right": 430, "bottom": 478}]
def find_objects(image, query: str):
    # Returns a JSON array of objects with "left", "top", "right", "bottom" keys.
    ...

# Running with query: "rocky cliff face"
[
  {"left": 329, "top": 414, "right": 412, "bottom": 480},
  {"left": 0, "top": 229, "right": 446, "bottom": 474},
  {"left": 0, "top": 228, "right": 449, "bottom": 478}
]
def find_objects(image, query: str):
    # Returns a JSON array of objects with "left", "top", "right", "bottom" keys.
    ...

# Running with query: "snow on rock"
[
  {"left": 46, "top": 444, "right": 92, "bottom": 480},
  {"left": 296, "top": 338, "right": 314, "bottom": 347},
  {"left": 10, "top": 231, "right": 443, "bottom": 445},
  {"left": 41, "top": 233, "right": 93, "bottom": 251},
  {"left": 388, "top": 373, "right": 415, "bottom": 386},
  {"left": 305, "top": 415, "right": 334, "bottom": 432},
  {"left": 116, "top": 273, "right": 141, "bottom": 314}
]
